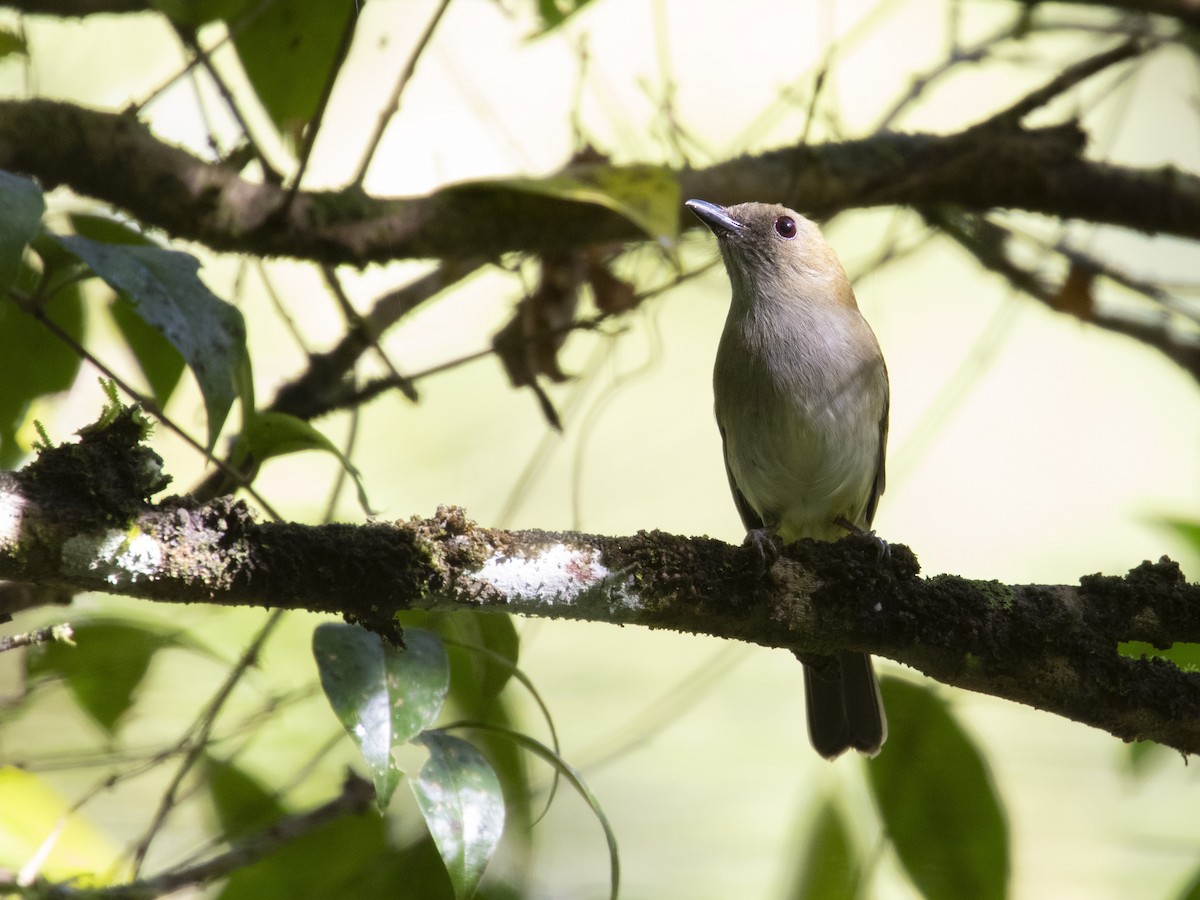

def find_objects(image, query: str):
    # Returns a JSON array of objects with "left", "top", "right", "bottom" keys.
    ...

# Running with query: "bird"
[{"left": 685, "top": 198, "right": 889, "bottom": 759}]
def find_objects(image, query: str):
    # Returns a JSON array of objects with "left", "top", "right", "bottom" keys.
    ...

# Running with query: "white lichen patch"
[
  {"left": 477, "top": 543, "right": 628, "bottom": 608},
  {"left": 62, "top": 529, "right": 164, "bottom": 586},
  {"left": 0, "top": 491, "right": 24, "bottom": 546}
]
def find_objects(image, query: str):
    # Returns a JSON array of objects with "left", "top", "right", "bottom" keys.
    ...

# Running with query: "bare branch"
[{"left": 2, "top": 415, "right": 1199, "bottom": 756}]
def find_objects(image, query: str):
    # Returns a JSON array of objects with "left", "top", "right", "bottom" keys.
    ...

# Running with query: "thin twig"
[
  {"left": 129, "top": 608, "right": 287, "bottom": 875},
  {"left": 0, "top": 623, "right": 73, "bottom": 653},
  {"left": 96, "top": 772, "right": 374, "bottom": 899},
  {"left": 351, "top": 0, "right": 453, "bottom": 187},
  {"left": 283, "top": 3, "right": 363, "bottom": 209}
]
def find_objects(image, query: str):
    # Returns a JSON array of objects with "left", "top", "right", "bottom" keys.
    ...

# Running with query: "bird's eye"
[{"left": 774, "top": 216, "right": 797, "bottom": 239}]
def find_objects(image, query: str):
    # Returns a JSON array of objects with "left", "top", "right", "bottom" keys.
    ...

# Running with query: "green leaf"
[
  {"left": 532, "top": 0, "right": 597, "bottom": 33},
  {"left": 110, "top": 295, "right": 186, "bottom": 409},
  {"left": 313, "top": 624, "right": 450, "bottom": 810},
  {"left": 229, "top": 0, "right": 357, "bottom": 139},
  {"left": 68, "top": 212, "right": 152, "bottom": 247},
  {"left": 239, "top": 410, "right": 372, "bottom": 513},
  {"left": 0, "top": 27, "right": 28, "bottom": 60},
  {"left": 1118, "top": 641, "right": 1200, "bottom": 672},
  {"left": 1161, "top": 518, "right": 1200, "bottom": 554},
  {"left": 0, "top": 278, "right": 84, "bottom": 467},
  {"left": 404, "top": 611, "right": 536, "bottom": 833},
  {"left": 453, "top": 722, "right": 619, "bottom": 900},
  {"left": 1177, "top": 862, "right": 1200, "bottom": 900},
  {"left": 451, "top": 164, "right": 680, "bottom": 244},
  {"left": 217, "top": 786, "right": 391, "bottom": 900},
  {"left": 205, "top": 756, "right": 286, "bottom": 841},
  {"left": 0, "top": 169, "right": 44, "bottom": 294},
  {"left": 48, "top": 234, "right": 246, "bottom": 450},
  {"left": 412, "top": 732, "right": 505, "bottom": 900},
  {"left": 788, "top": 798, "right": 860, "bottom": 900},
  {"left": 25, "top": 619, "right": 188, "bottom": 734},
  {"left": 867, "top": 678, "right": 1009, "bottom": 900},
  {"left": 149, "top": 0, "right": 248, "bottom": 27}
]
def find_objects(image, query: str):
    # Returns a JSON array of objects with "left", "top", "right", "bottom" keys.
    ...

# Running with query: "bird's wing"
[
  {"left": 719, "top": 424, "right": 764, "bottom": 531},
  {"left": 862, "top": 364, "right": 890, "bottom": 529}
]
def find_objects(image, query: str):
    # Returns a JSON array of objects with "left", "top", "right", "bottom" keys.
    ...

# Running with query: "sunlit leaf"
[
  {"left": 404, "top": 611, "right": 536, "bottom": 833},
  {"left": 239, "top": 410, "right": 372, "bottom": 513},
  {"left": 788, "top": 798, "right": 860, "bottom": 900},
  {"left": 48, "top": 235, "right": 245, "bottom": 451},
  {"left": 0, "top": 766, "right": 125, "bottom": 885},
  {"left": 412, "top": 732, "right": 504, "bottom": 900},
  {"left": 867, "top": 678, "right": 1008, "bottom": 900},
  {"left": 0, "top": 169, "right": 43, "bottom": 293},
  {"left": 451, "top": 164, "right": 680, "bottom": 244},
  {"left": 314, "top": 624, "right": 450, "bottom": 810},
  {"left": 454, "top": 722, "right": 619, "bottom": 900},
  {"left": 24, "top": 619, "right": 193, "bottom": 735}
]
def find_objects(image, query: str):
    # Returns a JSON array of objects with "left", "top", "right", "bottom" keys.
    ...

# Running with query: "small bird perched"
[{"left": 685, "top": 198, "right": 889, "bottom": 759}]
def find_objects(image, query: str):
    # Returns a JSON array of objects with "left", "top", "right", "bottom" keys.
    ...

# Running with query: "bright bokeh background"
[{"left": 3, "top": 1, "right": 1200, "bottom": 897}]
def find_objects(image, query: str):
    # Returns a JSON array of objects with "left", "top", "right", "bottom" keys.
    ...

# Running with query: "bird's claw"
[
  {"left": 742, "top": 527, "right": 781, "bottom": 574},
  {"left": 834, "top": 517, "right": 890, "bottom": 561}
]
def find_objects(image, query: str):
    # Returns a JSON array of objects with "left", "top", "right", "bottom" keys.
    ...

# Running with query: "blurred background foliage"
[{"left": 1, "top": 0, "right": 1199, "bottom": 897}]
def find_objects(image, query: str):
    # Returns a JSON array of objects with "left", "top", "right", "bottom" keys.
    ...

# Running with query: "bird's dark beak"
[{"left": 685, "top": 199, "right": 742, "bottom": 236}]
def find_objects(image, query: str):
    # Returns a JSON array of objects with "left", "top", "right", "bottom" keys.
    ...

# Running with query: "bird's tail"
[{"left": 800, "top": 651, "right": 887, "bottom": 759}]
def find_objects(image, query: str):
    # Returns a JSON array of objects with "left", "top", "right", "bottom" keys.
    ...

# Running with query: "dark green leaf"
[
  {"left": 0, "top": 27, "right": 27, "bottom": 60},
  {"left": 428, "top": 612, "right": 520, "bottom": 702},
  {"left": 230, "top": 0, "right": 357, "bottom": 139},
  {"left": 868, "top": 678, "right": 1009, "bottom": 900},
  {"left": 313, "top": 624, "right": 450, "bottom": 810},
  {"left": 110, "top": 296, "right": 186, "bottom": 409},
  {"left": 49, "top": 235, "right": 246, "bottom": 450},
  {"left": 68, "top": 212, "right": 152, "bottom": 247},
  {"left": 412, "top": 732, "right": 505, "bottom": 900},
  {"left": 788, "top": 798, "right": 860, "bottom": 900},
  {"left": 25, "top": 619, "right": 183, "bottom": 734},
  {"left": 217, "top": 788, "right": 389, "bottom": 900},
  {"left": 0, "top": 169, "right": 44, "bottom": 293},
  {"left": 149, "top": 0, "right": 248, "bottom": 27},
  {"left": 1177, "top": 862, "right": 1200, "bottom": 900},
  {"left": 0, "top": 279, "right": 84, "bottom": 467},
  {"left": 205, "top": 756, "right": 286, "bottom": 841}
]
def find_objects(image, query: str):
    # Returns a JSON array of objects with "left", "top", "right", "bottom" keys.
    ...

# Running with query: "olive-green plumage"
[{"left": 687, "top": 198, "right": 889, "bottom": 759}]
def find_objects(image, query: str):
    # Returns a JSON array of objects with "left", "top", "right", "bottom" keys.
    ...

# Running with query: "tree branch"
[
  {"left": 2, "top": 411, "right": 1199, "bottom": 756},
  {"left": 1, "top": 99, "right": 1198, "bottom": 266}
]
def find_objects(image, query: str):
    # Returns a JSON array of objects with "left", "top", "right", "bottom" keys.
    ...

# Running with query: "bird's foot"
[
  {"left": 834, "top": 517, "right": 889, "bottom": 561},
  {"left": 742, "top": 527, "right": 781, "bottom": 574}
]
